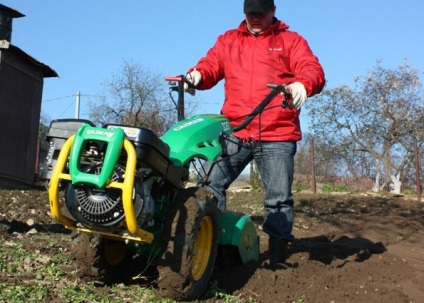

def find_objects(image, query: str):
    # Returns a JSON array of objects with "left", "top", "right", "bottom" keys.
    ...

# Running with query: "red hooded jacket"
[{"left": 189, "top": 19, "right": 325, "bottom": 141}]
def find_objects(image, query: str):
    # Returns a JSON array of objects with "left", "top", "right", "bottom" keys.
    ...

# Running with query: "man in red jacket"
[{"left": 185, "top": 0, "right": 325, "bottom": 268}]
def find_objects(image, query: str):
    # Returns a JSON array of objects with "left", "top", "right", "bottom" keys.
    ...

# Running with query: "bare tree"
[
  {"left": 39, "top": 112, "right": 51, "bottom": 138},
  {"left": 309, "top": 59, "right": 424, "bottom": 193},
  {"left": 88, "top": 60, "right": 177, "bottom": 135},
  {"left": 294, "top": 133, "right": 312, "bottom": 176}
]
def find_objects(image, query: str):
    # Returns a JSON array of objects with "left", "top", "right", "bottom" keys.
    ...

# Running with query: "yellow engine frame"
[{"left": 48, "top": 135, "right": 154, "bottom": 244}]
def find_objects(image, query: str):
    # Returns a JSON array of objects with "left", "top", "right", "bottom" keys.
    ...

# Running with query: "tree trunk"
[{"left": 390, "top": 173, "right": 402, "bottom": 195}]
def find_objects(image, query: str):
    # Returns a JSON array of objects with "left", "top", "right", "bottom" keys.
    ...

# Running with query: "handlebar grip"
[
  {"left": 165, "top": 76, "right": 183, "bottom": 82},
  {"left": 267, "top": 83, "right": 290, "bottom": 95}
]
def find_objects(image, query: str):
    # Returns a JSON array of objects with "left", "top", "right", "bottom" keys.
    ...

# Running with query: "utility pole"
[
  {"left": 414, "top": 139, "right": 422, "bottom": 202},
  {"left": 75, "top": 91, "right": 80, "bottom": 119}
]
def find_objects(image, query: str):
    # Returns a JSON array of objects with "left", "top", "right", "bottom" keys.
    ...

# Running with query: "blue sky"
[{"left": 3, "top": 0, "right": 424, "bottom": 128}]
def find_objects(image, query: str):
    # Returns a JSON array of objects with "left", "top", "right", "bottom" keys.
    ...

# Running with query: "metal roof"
[
  {"left": 0, "top": 4, "right": 25, "bottom": 18},
  {"left": 0, "top": 40, "right": 58, "bottom": 78}
]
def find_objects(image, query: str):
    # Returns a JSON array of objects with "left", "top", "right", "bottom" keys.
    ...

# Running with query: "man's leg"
[
  {"left": 199, "top": 136, "right": 253, "bottom": 210},
  {"left": 254, "top": 141, "right": 297, "bottom": 266}
]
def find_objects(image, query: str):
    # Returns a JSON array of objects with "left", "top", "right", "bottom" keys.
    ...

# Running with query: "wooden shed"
[{"left": 0, "top": 4, "right": 58, "bottom": 187}]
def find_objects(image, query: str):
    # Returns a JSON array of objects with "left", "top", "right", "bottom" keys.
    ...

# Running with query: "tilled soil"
[{"left": 0, "top": 188, "right": 423, "bottom": 302}]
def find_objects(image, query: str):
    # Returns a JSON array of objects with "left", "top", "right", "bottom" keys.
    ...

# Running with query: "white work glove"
[
  {"left": 184, "top": 69, "right": 202, "bottom": 91},
  {"left": 288, "top": 82, "right": 307, "bottom": 110}
]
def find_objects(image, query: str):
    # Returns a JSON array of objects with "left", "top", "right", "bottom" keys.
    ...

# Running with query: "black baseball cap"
[{"left": 244, "top": 0, "right": 275, "bottom": 13}]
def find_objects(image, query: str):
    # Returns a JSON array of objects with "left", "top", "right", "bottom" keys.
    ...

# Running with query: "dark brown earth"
[{"left": 1, "top": 187, "right": 423, "bottom": 302}]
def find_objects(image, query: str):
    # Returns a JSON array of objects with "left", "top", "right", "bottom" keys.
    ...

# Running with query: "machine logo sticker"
[
  {"left": 86, "top": 129, "right": 115, "bottom": 138},
  {"left": 173, "top": 117, "right": 205, "bottom": 131}
]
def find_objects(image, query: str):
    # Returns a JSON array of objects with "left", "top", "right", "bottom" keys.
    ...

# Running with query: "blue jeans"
[{"left": 200, "top": 135, "right": 297, "bottom": 241}]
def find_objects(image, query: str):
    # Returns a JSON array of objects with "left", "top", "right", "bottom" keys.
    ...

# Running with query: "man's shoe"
[{"left": 268, "top": 237, "right": 288, "bottom": 269}]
